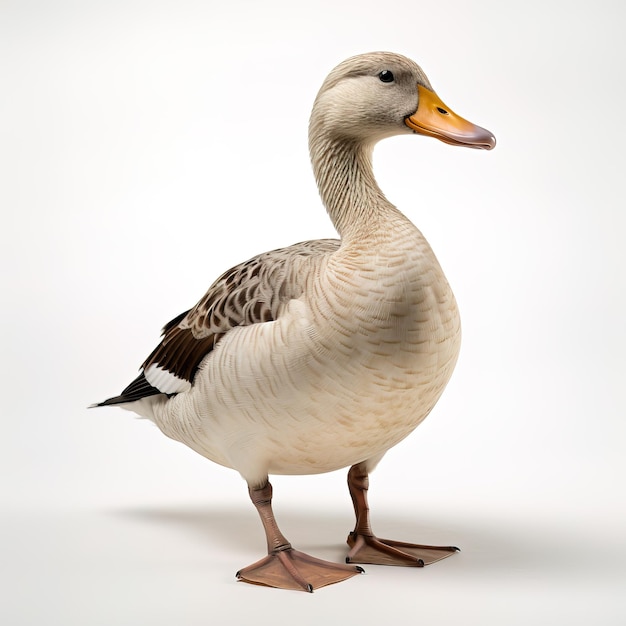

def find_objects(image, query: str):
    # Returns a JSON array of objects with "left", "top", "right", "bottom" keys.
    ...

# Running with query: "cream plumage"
[{"left": 97, "top": 51, "right": 495, "bottom": 592}]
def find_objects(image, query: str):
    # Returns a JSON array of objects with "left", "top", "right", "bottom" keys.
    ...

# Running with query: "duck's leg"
[
  {"left": 345, "top": 463, "right": 459, "bottom": 566},
  {"left": 236, "top": 480, "right": 363, "bottom": 592}
]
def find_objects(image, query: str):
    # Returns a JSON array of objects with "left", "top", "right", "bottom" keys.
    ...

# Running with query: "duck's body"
[
  {"left": 152, "top": 223, "right": 459, "bottom": 484},
  {"left": 97, "top": 52, "right": 494, "bottom": 592}
]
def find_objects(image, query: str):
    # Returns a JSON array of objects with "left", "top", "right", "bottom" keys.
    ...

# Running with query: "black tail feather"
[{"left": 93, "top": 372, "right": 163, "bottom": 407}]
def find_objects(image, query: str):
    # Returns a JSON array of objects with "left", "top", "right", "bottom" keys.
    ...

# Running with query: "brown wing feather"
[
  {"left": 141, "top": 238, "right": 340, "bottom": 390},
  {"left": 141, "top": 325, "right": 219, "bottom": 384}
]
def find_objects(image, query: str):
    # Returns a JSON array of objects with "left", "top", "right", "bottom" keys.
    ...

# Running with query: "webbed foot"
[
  {"left": 346, "top": 532, "right": 459, "bottom": 566},
  {"left": 237, "top": 547, "right": 363, "bottom": 592}
]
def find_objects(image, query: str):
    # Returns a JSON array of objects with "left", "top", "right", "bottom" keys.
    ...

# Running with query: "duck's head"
[{"left": 310, "top": 51, "right": 495, "bottom": 150}]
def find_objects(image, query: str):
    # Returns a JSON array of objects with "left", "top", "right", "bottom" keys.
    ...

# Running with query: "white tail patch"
[{"left": 145, "top": 364, "right": 191, "bottom": 394}]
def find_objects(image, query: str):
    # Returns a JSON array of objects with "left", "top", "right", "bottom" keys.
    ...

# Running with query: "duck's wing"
[{"left": 96, "top": 239, "right": 339, "bottom": 406}]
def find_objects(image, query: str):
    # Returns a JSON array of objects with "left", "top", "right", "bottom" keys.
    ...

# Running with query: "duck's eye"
[{"left": 378, "top": 70, "right": 395, "bottom": 83}]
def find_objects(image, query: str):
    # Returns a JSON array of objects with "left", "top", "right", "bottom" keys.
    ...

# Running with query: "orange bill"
[{"left": 405, "top": 85, "right": 495, "bottom": 150}]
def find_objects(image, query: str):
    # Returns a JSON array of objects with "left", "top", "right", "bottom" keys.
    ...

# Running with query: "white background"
[{"left": 2, "top": 0, "right": 625, "bottom": 624}]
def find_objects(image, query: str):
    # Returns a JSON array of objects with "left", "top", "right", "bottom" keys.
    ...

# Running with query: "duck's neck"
[{"left": 309, "top": 135, "right": 405, "bottom": 244}]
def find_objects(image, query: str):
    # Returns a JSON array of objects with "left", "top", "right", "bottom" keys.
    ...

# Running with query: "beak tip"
[{"left": 473, "top": 130, "right": 496, "bottom": 150}]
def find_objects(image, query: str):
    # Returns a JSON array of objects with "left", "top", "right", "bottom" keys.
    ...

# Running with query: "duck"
[{"left": 96, "top": 51, "right": 495, "bottom": 592}]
